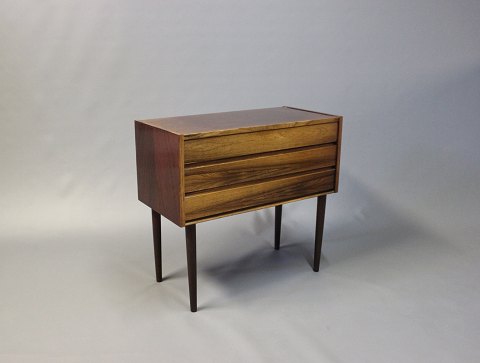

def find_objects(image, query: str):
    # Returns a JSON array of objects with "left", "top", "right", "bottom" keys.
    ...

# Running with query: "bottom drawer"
[{"left": 184, "top": 168, "right": 335, "bottom": 222}]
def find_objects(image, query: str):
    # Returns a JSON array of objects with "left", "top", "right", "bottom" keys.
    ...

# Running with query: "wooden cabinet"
[
  {"left": 135, "top": 106, "right": 343, "bottom": 311},
  {"left": 135, "top": 106, "right": 342, "bottom": 226}
]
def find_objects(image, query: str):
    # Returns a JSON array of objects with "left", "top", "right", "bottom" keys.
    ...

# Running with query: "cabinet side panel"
[{"left": 135, "top": 122, "right": 183, "bottom": 226}]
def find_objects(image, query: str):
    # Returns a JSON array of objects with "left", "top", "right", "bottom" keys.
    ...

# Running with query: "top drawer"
[{"left": 184, "top": 122, "right": 338, "bottom": 163}]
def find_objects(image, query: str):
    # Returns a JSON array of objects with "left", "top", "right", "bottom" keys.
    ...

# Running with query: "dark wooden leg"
[
  {"left": 313, "top": 195, "right": 327, "bottom": 272},
  {"left": 151, "top": 209, "right": 162, "bottom": 282},
  {"left": 274, "top": 205, "right": 282, "bottom": 250},
  {"left": 185, "top": 224, "right": 197, "bottom": 312}
]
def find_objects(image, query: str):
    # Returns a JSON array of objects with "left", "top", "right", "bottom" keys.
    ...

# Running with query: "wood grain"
[
  {"left": 184, "top": 168, "right": 335, "bottom": 222},
  {"left": 184, "top": 190, "right": 335, "bottom": 225},
  {"left": 184, "top": 144, "right": 337, "bottom": 193},
  {"left": 136, "top": 107, "right": 344, "bottom": 311},
  {"left": 139, "top": 106, "right": 340, "bottom": 140},
  {"left": 135, "top": 107, "right": 342, "bottom": 227},
  {"left": 135, "top": 122, "right": 184, "bottom": 226},
  {"left": 184, "top": 122, "right": 338, "bottom": 163}
]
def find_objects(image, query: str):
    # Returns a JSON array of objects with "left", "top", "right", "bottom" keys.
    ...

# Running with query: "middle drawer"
[{"left": 184, "top": 144, "right": 337, "bottom": 193}]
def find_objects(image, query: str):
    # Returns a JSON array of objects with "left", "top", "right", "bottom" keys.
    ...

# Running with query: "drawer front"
[
  {"left": 184, "top": 144, "right": 337, "bottom": 193},
  {"left": 184, "top": 122, "right": 338, "bottom": 163},
  {"left": 184, "top": 168, "right": 335, "bottom": 222}
]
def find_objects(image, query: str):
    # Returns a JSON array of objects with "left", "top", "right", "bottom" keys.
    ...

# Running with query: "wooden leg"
[
  {"left": 274, "top": 205, "right": 282, "bottom": 250},
  {"left": 185, "top": 224, "right": 197, "bottom": 312},
  {"left": 151, "top": 209, "right": 162, "bottom": 282},
  {"left": 313, "top": 195, "right": 327, "bottom": 272}
]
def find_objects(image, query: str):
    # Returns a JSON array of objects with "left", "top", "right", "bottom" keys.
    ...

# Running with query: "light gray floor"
[{"left": 1, "top": 180, "right": 479, "bottom": 362}]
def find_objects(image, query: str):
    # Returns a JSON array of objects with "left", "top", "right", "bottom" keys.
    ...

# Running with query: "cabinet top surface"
[{"left": 136, "top": 106, "right": 341, "bottom": 139}]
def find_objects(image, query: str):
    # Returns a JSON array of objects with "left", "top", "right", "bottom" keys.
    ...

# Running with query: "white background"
[{"left": 1, "top": 1, "right": 479, "bottom": 362}]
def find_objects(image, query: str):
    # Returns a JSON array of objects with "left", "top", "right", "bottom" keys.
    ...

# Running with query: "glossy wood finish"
[
  {"left": 141, "top": 106, "right": 340, "bottom": 140},
  {"left": 185, "top": 224, "right": 197, "bottom": 312},
  {"left": 184, "top": 122, "right": 338, "bottom": 163},
  {"left": 184, "top": 190, "right": 335, "bottom": 225},
  {"left": 314, "top": 195, "right": 327, "bottom": 272},
  {"left": 136, "top": 107, "right": 342, "bottom": 227},
  {"left": 184, "top": 168, "right": 335, "bottom": 222},
  {"left": 135, "top": 122, "right": 184, "bottom": 225},
  {"left": 135, "top": 107, "right": 343, "bottom": 312},
  {"left": 151, "top": 210, "right": 162, "bottom": 282},
  {"left": 275, "top": 205, "right": 282, "bottom": 250},
  {"left": 184, "top": 144, "right": 337, "bottom": 193}
]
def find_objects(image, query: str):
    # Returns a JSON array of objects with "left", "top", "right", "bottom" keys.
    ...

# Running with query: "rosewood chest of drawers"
[{"left": 135, "top": 106, "right": 343, "bottom": 312}]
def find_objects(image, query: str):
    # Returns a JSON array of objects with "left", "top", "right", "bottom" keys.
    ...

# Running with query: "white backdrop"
[{"left": 1, "top": 1, "right": 479, "bottom": 362}]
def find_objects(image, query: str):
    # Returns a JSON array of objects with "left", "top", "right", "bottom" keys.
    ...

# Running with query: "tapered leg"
[
  {"left": 185, "top": 224, "right": 197, "bottom": 312},
  {"left": 274, "top": 205, "right": 282, "bottom": 250},
  {"left": 151, "top": 209, "right": 162, "bottom": 282},
  {"left": 313, "top": 195, "right": 327, "bottom": 272}
]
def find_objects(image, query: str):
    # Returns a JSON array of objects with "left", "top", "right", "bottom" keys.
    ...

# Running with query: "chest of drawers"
[{"left": 135, "top": 106, "right": 343, "bottom": 311}]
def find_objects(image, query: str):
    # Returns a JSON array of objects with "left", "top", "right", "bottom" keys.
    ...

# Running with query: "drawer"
[
  {"left": 184, "top": 122, "right": 338, "bottom": 163},
  {"left": 184, "top": 168, "right": 335, "bottom": 222},
  {"left": 184, "top": 144, "right": 337, "bottom": 193}
]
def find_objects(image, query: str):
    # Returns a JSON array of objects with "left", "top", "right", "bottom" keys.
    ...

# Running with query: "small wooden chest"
[{"left": 134, "top": 106, "right": 343, "bottom": 311}]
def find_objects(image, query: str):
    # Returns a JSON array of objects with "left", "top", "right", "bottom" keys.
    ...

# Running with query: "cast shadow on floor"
[{"left": 196, "top": 173, "right": 445, "bottom": 309}]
